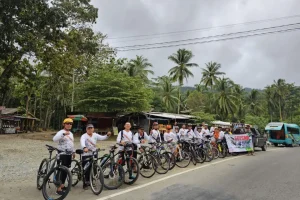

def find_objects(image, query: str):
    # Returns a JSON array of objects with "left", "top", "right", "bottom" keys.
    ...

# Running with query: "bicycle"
[
  {"left": 149, "top": 142, "right": 171, "bottom": 174},
  {"left": 98, "top": 145, "right": 125, "bottom": 189},
  {"left": 217, "top": 139, "right": 228, "bottom": 158},
  {"left": 174, "top": 140, "right": 192, "bottom": 168},
  {"left": 70, "top": 148, "right": 104, "bottom": 195},
  {"left": 137, "top": 144, "right": 157, "bottom": 178},
  {"left": 41, "top": 145, "right": 73, "bottom": 200},
  {"left": 37, "top": 145, "right": 57, "bottom": 190},
  {"left": 116, "top": 142, "right": 140, "bottom": 185}
]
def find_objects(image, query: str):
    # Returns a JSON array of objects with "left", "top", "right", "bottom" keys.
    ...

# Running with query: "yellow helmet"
[{"left": 63, "top": 118, "right": 73, "bottom": 124}]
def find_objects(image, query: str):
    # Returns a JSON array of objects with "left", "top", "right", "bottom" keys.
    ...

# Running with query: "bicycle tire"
[
  {"left": 42, "top": 166, "right": 72, "bottom": 200},
  {"left": 196, "top": 148, "right": 206, "bottom": 164},
  {"left": 138, "top": 154, "right": 156, "bottom": 178},
  {"left": 205, "top": 148, "right": 214, "bottom": 162},
  {"left": 153, "top": 152, "right": 170, "bottom": 174},
  {"left": 70, "top": 159, "right": 81, "bottom": 187},
  {"left": 175, "top": 149, "right": 191, "bottom": 168},
  {"left": 37, "top": 158, "right": 49, "bottom": 190},
  {"left": 102, "top": 161, "right": 124, "bottom": 190},
  {"left": 164, "top": 152, "right": 176, "bottom": 170},
  {"left": 212, "top": 147, "right": 219, "bottom": 159},
  {"left": 90, "top": 163, "right": 104, "bottom": 195},
  {"left": 123, "top": 157, "right": 140, "bottom": 185}
]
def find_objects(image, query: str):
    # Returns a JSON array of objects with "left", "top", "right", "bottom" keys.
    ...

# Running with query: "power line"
[
  {"left": 116, "top": 26, "right": 300, "bottom": 52},
  {"left": 115, "top": 22, "right": 300, "bottom": 49},
  {"left": 107, "top": 14, "right": 300, "bottom": 40}
]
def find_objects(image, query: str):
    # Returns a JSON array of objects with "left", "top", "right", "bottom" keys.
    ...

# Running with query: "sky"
[{"left": 90, "top": 0, "right": 300, "bottom": 89}]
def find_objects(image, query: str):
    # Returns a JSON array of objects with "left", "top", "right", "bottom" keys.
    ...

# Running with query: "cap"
[
  {"left": 63, "top": 118, "right": 73, "bottom": 124},
  {"left": 153, "top": 122, "right": 158, "bottom": 125},
  {"left": 86, "top": 124, "right": 94, "bottom": 128},
  {"left": 166, "top": 125, "right": 172, "bottom": 129}
]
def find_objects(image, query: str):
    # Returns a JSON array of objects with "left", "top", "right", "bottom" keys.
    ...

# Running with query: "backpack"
[
  {"left": 120, "top": 130, "right": 133, "bottom": 143},
  {"left": 151, "top": 129, "right": 161, "bottom": 143}
]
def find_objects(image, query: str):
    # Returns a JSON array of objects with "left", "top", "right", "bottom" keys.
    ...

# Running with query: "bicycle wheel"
[
  {"left": 90, "top": 163, "right": 104, "bottom": 195},
  {"left": 123, "top": 157, "right": 140, "bottom": 185},
  {"left": 138, "top": 153, "right": 156, "bottom": 178},
  {"left": 37, "top": 158, "right": 49, "bottom": 190},
  {"left": 70, "top": 160, "right": 81, "bottom": 187},
  {"left": 212, "top": 147, "right": 219, "bottom": 159},
  {"left": 205, "top": 148, "right": 214, "bottom": 162},
  {"left": 42, "top": 166, "right": 72, "bottom": 200},
  {"left": 175, "top": 149, "right": 191, "bottom": 168},
  {"left": 196, "top": 148, "right": 206, "bottom": 164},
  {"left": 164, "top": 152, "right": 176, "bottom": 170},
  {"left": 153, "top": 152, "right": 170, "bottom": 174},
  {"left": 218, "top": 144, "right": 227, "bottom": 158},
  {"left": 102, "top": 161, "right": 124, "bottom": 190}
]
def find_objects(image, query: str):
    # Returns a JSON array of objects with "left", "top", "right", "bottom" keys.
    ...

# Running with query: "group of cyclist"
[{"left": 52, "top": 118, "right": 239, "bottom": 195}]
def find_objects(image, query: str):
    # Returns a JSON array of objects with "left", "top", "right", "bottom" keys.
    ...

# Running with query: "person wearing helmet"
[
  {"left": 149, "top": 122, "right": 161, "bottom": 143},
  {"left": 80, "top": 124, "right": 111, "bottom": 189},
  {"left": 53, "top": 118, "right": 75, "bottom": 195}
]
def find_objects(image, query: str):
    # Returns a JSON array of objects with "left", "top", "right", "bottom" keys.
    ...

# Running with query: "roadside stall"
[{"left": 67, "top": 115, "right": 88, "bottom": 134}]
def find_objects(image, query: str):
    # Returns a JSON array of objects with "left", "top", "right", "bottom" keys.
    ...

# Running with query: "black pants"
[
  {"left": 82, "top": 156, "right": 92, "bottom": 183},
  {"left": 57, "top": 154, "right": 72, "bottom": 185},
  {"left": 119, "top": 144, "right": 137, "bottom": 165}
]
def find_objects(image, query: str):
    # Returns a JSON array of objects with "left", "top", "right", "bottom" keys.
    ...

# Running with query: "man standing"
[
  {"left": 186, "top": 124, "right": 196, "bottom": 140},
  {"left": 149, "top": 122, "right": 161, "bottom": 143},
  {"left": 134, "top": 127, "right": 150, "bottom": 149},
  {"left": 80, "top": 124, "right": 111, "bottom": 189},
  {"left": 178, "top": 124, "right": 187, "bottom": 140},
  {"left": 53, "top": 118, "right": 75, "bottom": 195},
  {"left": 245, "top": 125, "right": 254, "bottom": 156}
]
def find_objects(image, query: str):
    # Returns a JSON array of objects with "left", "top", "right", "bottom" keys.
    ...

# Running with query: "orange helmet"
[{"left": 166, "top": 125, "right": 172, "bottom": 130}]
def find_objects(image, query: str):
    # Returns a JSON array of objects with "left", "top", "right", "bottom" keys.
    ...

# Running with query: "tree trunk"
[
  {"left": 177, "top": 86, "right": 181, "bottom": 114},
  {"left": 279, "top": 98, "right": 282, "bottom": 121},
  {"left": 71, "top": 70, "right": 75, "bottom": 112}
]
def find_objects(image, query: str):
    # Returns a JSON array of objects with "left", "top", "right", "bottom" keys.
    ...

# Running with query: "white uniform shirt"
[
  {"left": 219, "top": 131, "right": 225, "bottom": 140},
  {"left": 186, "top": 129, "right": 196, "bottom": 139},
  {"left": 134, "top": 132, "right": 150, "bottom": 148},
  {"left": 80, "top": 132, "right": 108, "bottom": 156},
  {"left": 116, "top": 130, "right": 137, "bottom": 150},
  {"left": 164, "top": 132, "right": 175, "bottom": 142},
  {"left": 53, "top": 130, "right": 75, "bottom": 153},
  {"left": 178, "top": 128, "right": 187, "bottom": 140},
  {"left": 201, "top": 129, "right": 212, "bottom": 141},
  {"left": 149, "top": 129, "right": 161, "bottom": 143}
]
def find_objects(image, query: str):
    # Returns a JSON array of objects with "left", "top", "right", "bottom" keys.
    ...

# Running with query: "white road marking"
[{"left": 96, "top": 148, "right": 282, "bottom": 200}]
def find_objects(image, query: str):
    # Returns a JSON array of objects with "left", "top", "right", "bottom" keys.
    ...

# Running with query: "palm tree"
[
  {"left": 201, "top": 62, "right": 225, "bottom": 90},
  {"left": 272, "top": 79, "right": 289, "bottom": 121},
  {"left": 248, "top": 89, "right": 262, "bottom": 116},
  {"left": 127, "top": 55, "right": 154, "bottom": 82},
  {"left": 156, "top": 76, "right": 178, "bottom": 112},
  {"left": 265, "top": 85, "right": 276, "bottom": 121},
  {"left": 213, "top": 77, "right": 237, "bottom": 120},
  {"left": 168, "top": 49, "right": 198, "bottom": 114}
]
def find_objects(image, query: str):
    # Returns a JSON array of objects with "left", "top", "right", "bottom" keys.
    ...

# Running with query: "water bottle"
[{"left": 83, "top": 162, "right": 90, "bottom": 171}]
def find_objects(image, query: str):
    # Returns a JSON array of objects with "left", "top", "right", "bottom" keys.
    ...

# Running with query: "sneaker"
[
  {"left": 129, "top": 176, "right": 135, "bottom": 180},
  {"left": 56, "top": 190, "right": 65, "bottom": 195},
  {"left": 83, "top": 184, "right": 89, "bottom": 190}
]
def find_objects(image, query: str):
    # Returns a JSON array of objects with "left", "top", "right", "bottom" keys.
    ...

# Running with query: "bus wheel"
[{"left": 274, "top": 143, "right": 278, "bottom": 147}]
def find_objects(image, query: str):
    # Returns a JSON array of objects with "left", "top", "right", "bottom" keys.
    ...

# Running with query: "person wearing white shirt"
[
  {"left": 164, "top": 125, "right": 177, "bottom": 152},
  {"left": 133, "top": 127, "right": 150, "bottom": 149},
  {"left": 81, "top": 124, "right": 111, "bottom": 189},
  {"left": 201, "top": 125, "right": 212, "bottom": 142},
  {"left": 52, "top": 118, "right": 75, "bottom": 195},
  {"left": 149, "top": 122, "right": 161, "bottom": 143},
  {"left": 219, "top": 128, "right": 225, "bottom": 140},
  {"left": 210, "top": 125, "right": 216, "bottom": 133},
  {"left": 186, "top": 124, "right": 196, "bottom": 140},
  {"left": 178, "top": 124, "right": 187, "bottom": 140}
]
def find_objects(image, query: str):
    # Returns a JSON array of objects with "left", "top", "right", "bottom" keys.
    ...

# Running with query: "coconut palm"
[
  {"left": 127, "top": 55, "right": 154, "bottom": 82},
  {"left": 213, "top": 77, "right": 237, "bottom": 120},
  {"left": 272, "top": 79, "right": 289, "bottom": 121},
  {"left": 168, "top": 49, "right": 198, "bottom": 114},
  {"left": 156, "top": 76, "right": 178, "bottom": 112},
  {"left": 201, "top": 62, "right": 225, "bottom": 90},
  {"left": 248, "top": 89, "right": 262, "bottom": 116}
]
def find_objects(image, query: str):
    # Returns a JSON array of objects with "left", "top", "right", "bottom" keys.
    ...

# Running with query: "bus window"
[
  {"left": 269, "top": 128, "right": 285, "bottom": 140},
  {"left": 287, "top": 127, "right": 300, "bottom": 135}
]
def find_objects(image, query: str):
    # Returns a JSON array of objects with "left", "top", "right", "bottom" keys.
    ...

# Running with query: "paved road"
[{"left": 1, "top": 147, "right": 300, "bottom": 200}]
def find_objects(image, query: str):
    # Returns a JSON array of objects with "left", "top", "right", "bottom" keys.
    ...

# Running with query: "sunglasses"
[{"left": 65, "top": 123, "right": 73, "bottom": 125}]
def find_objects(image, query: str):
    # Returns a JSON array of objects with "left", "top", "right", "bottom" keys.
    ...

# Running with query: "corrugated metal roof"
[
  {"left": 146, "top": 112, "right": 195, "bottom": 120},
  {"left": 211, "top": 121, "right": 231, "bottom": 126},
  {"left": 1, "top": 108, "right": 19, "bottom": 115}
]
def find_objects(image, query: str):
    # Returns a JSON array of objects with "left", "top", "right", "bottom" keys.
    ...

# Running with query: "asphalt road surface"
[{"left": 1, "top": 147, "right": 299, "bottom": 200}]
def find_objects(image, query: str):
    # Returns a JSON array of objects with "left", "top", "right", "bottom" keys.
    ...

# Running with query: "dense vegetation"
[{"left": 1, "top": 0, "right": 299, "bottom": 130}]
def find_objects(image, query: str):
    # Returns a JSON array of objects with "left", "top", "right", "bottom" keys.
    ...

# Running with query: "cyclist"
[
  {"left": 178, "top": 124, "right": 187, "bottom": 140},
  {"left": 149, "top": 122, "right": 161, "bottom": 143},
  {"left": 116, "top": 122, "right": 138, "bottom": 178},
  {"left": 53, "top": 118, "right": 75, "bottom": 195},
  {"left": 186, "top": 124, "right": 195, "bottom": 140},
  {"left": 164, "top": 125, "right": 177, "bottom": 153},
  {"left": 80, "top": 124, "right": 111, "bottom": 189},
  {"left": 134, "top": 126, "right": 150, "bottom": 150}
]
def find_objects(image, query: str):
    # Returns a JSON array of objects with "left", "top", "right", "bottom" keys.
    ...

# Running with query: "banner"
[{"left": 225, "top": 134, "right": 253, "bottom": 153}]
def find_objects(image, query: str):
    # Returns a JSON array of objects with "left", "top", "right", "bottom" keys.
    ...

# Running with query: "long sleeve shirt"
[
  {"left": 134, "top": 132, "right": 150, "bottom": 148},
  {"left": 80, "top": 132, "right": 108, "bottom": 156},
  {"left": 178, "top": 128, "right": 187, "bottom": 140},
  {"left": 149, "top": 129, "right": 161, "bottom": 143},
  {"left": 164, "top": 132, "right": 175, "bottom": 142},
  {"left": 116, "top": 130, "right": 138, "bottom": 150},
  {"left": 53, "top": 129, "right": 75, "bottom": 153},
  {"left": 186, "top": 129, "right": 196, "bottom": 139}
]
